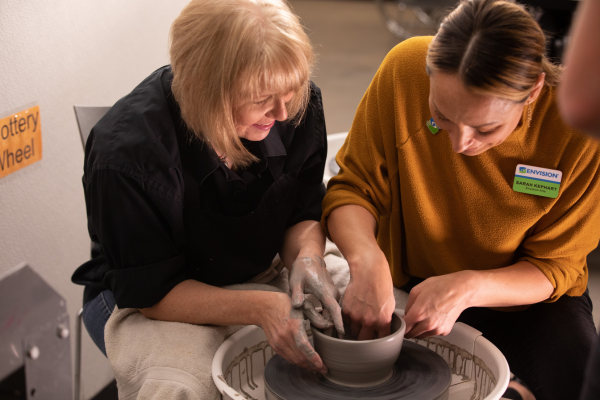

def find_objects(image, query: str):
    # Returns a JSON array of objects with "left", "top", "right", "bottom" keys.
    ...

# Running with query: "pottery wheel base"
[{"left": 264, "top": 341, "right": 452, "bottom": 400}]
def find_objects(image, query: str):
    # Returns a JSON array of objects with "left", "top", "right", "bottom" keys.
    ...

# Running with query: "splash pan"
[{"left": 212, "top": 311, "right": 509, "bottom": 400}]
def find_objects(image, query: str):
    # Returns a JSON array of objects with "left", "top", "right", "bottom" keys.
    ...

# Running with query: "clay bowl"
[{"left": 311, "top": 310, "right": 406, "bottom": 387}]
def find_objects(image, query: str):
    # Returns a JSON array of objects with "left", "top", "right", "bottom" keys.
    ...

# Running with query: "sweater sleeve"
[
  {"left": 517, "top": 139, "right": 600, "bottom": 301},
  {"left": 321, "top": 37, "right": 431, "bottom": 237},
  {"left": 321, "top": 55, "right": 397, "bottom": 237}
]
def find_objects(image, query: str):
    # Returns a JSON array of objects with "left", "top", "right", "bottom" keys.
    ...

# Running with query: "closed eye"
[
  {"left": 254, "top": 97, "right": 269, "bottom": 105},
  {"left": 477, "top": 127, "right": 499, "bottom": 136},
  {"left": 435, "top": 112, "right": 450, "bottom": 122}
]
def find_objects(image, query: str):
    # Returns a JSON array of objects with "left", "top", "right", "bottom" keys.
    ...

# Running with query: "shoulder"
[
  {"left": 279, "top": 81, "right": 326, "bottom": 151},
  {"left": 85, "top": 66, "right": 182, "bottom": 181},
  {"left": 273, "top": 81, "right": 326, "bottom": 174},
  {"left": 306, "top": 81, "right": 326, "bottom": 141},
  {"left": 85, "top": 66, "right": 184, "bottom": 200},
  {"left": 308, "top": 81, "right": 324, "bottom": 117},
  {"left": 384, "top": 36, "right": 432, "bottom": 73},
  {"left": 365, "top": 37, "right": 432, "bottom": 143},
  {"left": 303, "top": 81, "right": 327, "bottom": 152},
  {"left": 377, "top": 36, "right": 431, "bottom": 86}
]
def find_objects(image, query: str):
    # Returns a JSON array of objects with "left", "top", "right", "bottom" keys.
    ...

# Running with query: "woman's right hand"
[
  {"left": 327, "top": 205, "right": 395, "bottom": 340},
  {"left": 258, "top": 291, "right": 327, "bottom": 374},
  {"left": 342, "top": 250, "right": 396, "bottom": 340}
]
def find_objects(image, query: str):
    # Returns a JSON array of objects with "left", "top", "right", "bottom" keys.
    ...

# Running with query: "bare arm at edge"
[{"left": 558, "top": 0, "right": 600, "bottom": 137}]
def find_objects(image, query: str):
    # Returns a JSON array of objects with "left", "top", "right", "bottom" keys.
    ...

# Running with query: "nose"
[
  {"left": 267, "top": 97, "right": 288, "bottom": 121},
  {"left": 448, "top": 126, "right": 474, "bottom": 153}
]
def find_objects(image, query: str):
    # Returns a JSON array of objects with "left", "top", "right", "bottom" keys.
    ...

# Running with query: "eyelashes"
[
  {"left": 435, "top": 112, "right": 450, "bottom": 123},
  {"left": 476, "top": 127, "right": 499, "bottom": 136},
  {"left": 435, "top": 112, "right": 500, "bottom": 136},
  {"left": 254, "top": 98, "right": 269, "bottom": 105}
]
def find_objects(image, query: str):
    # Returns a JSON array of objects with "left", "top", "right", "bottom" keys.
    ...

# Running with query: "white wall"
[{"left": 0, "top": 1, "right": 189, "bottom": 398}]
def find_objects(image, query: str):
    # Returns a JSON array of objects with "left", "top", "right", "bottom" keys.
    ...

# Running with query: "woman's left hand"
[
  {"left": 403, "top": 271, "right": 475, "bottom": 338},
  {"left": 289, "top": 255, "right": 345, "bottom": 334}
]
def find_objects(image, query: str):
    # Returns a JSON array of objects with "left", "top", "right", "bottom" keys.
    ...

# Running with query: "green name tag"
[
  {"left": 426, "top": 118, "right": 439, "bottom": 134},
  {"left": 513, "top": 164, "right": 562, "bottom": 198}
]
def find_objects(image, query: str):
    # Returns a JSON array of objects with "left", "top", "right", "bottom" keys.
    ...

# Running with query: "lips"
[{"left": 252, "top": 121, "right": 275, "bottom": 131}]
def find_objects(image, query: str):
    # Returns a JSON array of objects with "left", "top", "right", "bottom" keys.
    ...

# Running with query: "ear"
[{"left": 526, "top": 73, "right": 546, "bottom": 103}]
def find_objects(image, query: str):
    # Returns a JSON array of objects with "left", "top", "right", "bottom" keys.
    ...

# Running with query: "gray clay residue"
[
  {"left": 223, "top": 340, "right": 274, "bottom": 400},
  {"left": 471, "top": 355, "right": 497, "bottom": 400},
  {"left": 413, "top": 337, "right": 497, "bottom": 400}
]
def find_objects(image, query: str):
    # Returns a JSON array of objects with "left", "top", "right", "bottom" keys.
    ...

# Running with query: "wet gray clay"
[{"left": 311, "top": 310, "right": 406, "bottom": 387}]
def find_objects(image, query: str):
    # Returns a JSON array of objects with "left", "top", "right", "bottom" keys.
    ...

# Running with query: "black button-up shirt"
[{"left": 72, "top": 66, "right": 327, "bottom": 308}]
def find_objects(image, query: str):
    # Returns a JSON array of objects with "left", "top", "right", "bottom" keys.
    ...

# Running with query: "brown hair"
[
  {"left": 426, "top": 0, "right": 562, "bottom": 102},
  {"left": 170, "top": 0, "right": 314, "bottom": 169}
]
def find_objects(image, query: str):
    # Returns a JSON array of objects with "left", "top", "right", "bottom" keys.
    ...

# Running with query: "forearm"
[
  {"left": 464, "top": 261, "right": 554, "bottom": 308},
  {"left": 327, "top": 205, "right": 388, "bottom": 272},
  {"left": 281, "top": 220, "right": 326, "bottom": 268},
  {"left": 404, "top": 260, "right": 555, "bottom": 337},
  {"left": 559, "top": 0, "right": 600, "bottom": 135},
  {"left": 140, "top": 279, "right": 279, "bottom": 325}
]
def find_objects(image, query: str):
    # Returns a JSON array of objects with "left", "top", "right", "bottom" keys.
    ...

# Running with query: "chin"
[
  {"left": 239, "top": 131, "right": 270, "bottom": 141},
  {"left": 247, "top": 132, "right": 270, "bottom": 141},
  {"left": 240, "top": 126, "right": 273, "bottom": 141}
]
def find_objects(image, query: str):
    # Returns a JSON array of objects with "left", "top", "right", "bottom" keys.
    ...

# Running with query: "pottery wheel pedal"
[{"left": 263, "top": 341, "right": 452, "bottom": 400}]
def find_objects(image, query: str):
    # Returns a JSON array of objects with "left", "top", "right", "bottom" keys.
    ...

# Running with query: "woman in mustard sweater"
[{"left": 323, "top": 0, "right": 600, "bottom": 399}]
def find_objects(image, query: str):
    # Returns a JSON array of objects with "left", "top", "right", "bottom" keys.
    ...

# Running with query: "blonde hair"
[
  {"left": 170, "top": 0, "right": 314, "bottom": 169},
  {"left": 426, "top": 0, "right": 562, "bottom": 102}
]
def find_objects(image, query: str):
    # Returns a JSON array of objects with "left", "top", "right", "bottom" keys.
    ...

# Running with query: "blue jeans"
[{"left": 82, "top": 290, "right": 116, "bottom": 357}]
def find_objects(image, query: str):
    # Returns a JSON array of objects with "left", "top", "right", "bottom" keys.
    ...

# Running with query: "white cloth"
[{"left": 104, "top": 241, "right": 409, "bottom": 399}]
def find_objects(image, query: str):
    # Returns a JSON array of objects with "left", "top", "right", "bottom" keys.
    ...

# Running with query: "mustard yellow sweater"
[{"left": 322, "top": 36, "right": 600, "bottom": 301}]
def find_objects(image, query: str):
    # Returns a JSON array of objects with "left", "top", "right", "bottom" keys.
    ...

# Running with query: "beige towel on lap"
[{"left": 105, "top": 241, "right": 408, "bottom": 399}]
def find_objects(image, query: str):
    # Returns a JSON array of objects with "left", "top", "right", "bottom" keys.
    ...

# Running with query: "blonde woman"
[
  {"left": 323, "top": 0, "right": 600, "bottom": 399},
  {"left": 73, "top": 0, "right": 343, "bottom": 394}
]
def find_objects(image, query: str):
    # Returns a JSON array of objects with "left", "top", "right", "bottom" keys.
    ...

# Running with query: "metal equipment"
[{"left": 0, "top": 264, "right": 73, "bottom": 400}]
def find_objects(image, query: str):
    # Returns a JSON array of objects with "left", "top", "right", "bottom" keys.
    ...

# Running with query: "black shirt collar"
[
  {"left": 263, "top": 123, "right": 287, "bottom": 157},
  {"left": 189, "top": 125, "right": 287, "bottom": 186}
]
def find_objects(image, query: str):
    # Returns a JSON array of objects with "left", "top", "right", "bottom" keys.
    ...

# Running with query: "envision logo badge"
[
  {"left": 521, "top": 168, "right": 560, "bottom": 179},
  {"left": 513, "top": 164, "right": 562, "bottom": 199}
]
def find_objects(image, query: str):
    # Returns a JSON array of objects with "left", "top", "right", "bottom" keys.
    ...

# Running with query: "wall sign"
[{"left": 0, "top": 106, "right": 42, "bottom": 179}]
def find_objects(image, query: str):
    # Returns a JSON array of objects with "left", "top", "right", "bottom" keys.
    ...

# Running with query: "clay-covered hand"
[
  {"left": 259, "top": 292, "right": 327, "bottom": 374},
  {"left": 341, "top": 252, "right": 395, "bottom": 340},
  {"left": 289, "top": 255, "right": 345, "bottom": 334},
  {"left": 403, "top": 271, "right": 473, "bottom": 339}
]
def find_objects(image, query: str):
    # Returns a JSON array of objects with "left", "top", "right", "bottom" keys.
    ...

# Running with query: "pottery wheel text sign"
[{"left": 0, "top": 106, "right": 42, "bottom": 179}]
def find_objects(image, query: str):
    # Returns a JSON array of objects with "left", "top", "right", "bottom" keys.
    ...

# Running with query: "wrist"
[
  {"left": 346, "top": 244, "right": 388, "bottom": 275},
  {"left": 296, "top": 241, "right": 324, "bottom": 260},
  {"left": 252, "top": 291, "right": 285, "bottom": 327},
  {"left": 459, "top": 270, "right": 481, "bottom": 309}
]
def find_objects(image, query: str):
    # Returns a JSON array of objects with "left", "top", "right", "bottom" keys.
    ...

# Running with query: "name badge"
[
  {"left": 426, "top": 118, "right": 439, "bottom": 134},
  {"left": 513, "top": 164, "right": 562, "bottom": 199}
]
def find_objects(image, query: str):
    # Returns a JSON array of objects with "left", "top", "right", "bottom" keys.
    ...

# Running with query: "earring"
[{"left": 526, "top": 102, "right": 533, "bottom": 129}]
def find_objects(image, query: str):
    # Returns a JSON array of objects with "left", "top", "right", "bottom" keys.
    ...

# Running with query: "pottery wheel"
[{"left": 264, "top": 341, "right": 452, "bottom": 400}]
